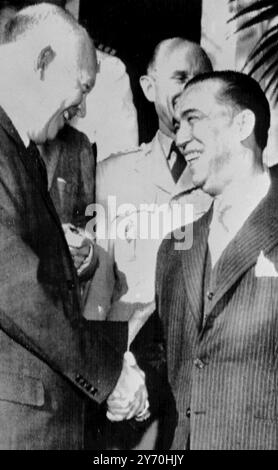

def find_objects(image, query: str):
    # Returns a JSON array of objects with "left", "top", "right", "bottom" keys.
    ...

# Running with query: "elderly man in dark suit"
[
  {"left": 0, "top": 3, "right": 161, "bottom": 449},
  {"left": 156, "top": 70, "right": 278, "bottom": 449}
]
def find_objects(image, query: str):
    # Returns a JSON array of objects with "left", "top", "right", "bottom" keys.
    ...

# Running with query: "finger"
[
  {"left": 106, "top": 411, "right": 126, "bottom": 422},
  {"left": 129, "top": 387, "right": 148, "bottom": 421},
  {"left": 135, "top": 409, "right": 151, "bottom": 422},
  {"left": 108, "top": 389, "right": 121, "bottom": 400},
  {"left": 107, "top": 400, "right": 132, "bottom": 413}
]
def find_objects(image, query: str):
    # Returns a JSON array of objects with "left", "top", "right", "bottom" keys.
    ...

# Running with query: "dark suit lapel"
[
  {"left": 0, "top": 106, "right": 64, "bottom": 232},
  {"left": 181, "top": 206, "right": 213, "bottom": 327},
  {"left": 203, "top": 183, "right": 278, "bottom": 323}
]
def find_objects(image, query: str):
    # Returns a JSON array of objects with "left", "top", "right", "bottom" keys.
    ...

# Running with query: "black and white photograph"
[{"left": 0, "top": 0, "right": 277, "bottom": 454}]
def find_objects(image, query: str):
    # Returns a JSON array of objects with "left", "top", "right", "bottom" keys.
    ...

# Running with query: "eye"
[
  {"left": 187, "top": 115, "right": 199, "bottom": 124},
  {"left": 173, "top": 119, "right": 180, "bottom": 133},
  {"left": 173, "top": 73, "right": 188, "bottom": 84}
]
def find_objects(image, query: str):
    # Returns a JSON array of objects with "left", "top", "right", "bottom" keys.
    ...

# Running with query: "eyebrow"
[
  {"left": 172, "top": 71, "right": 189, "bottom": 78},
  {"left": 180, "top": 108, "right": 202, "bottom": 118}
]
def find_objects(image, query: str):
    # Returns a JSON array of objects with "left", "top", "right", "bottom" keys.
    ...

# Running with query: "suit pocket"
[{"left": 0, "top": 371, "right": 45, "bottom": 407}]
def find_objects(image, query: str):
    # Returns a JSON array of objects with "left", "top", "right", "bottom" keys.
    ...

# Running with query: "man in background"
[{"left": 87, "top": 37, "right": 213, "bottom": 322}]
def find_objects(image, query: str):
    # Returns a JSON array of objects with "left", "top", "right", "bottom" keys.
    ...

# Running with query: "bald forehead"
[
  {"left": 74, "top": 35, "right": 97, "bottom": 90},
  {"left": 155, "top": 39, "right": 210, "bottom": 72}
]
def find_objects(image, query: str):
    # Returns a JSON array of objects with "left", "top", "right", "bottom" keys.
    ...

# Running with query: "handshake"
[
  {"left": 106, "top": 351, "right": 150, "bottom": 423},
  {"left": 107, "top": 301, "right": 155, "bottom": 422}
]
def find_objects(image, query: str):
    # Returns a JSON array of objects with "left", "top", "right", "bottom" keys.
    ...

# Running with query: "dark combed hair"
[{"left": 185, "top": 70, "right": 271, "bottom": 150}]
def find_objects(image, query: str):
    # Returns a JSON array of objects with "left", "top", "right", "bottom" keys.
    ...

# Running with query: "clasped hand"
[
  {"left": 106, "top": 352, "right": 150, "bottom": 422},
  {"left": 62, "top": 223, "right": 93, "bottom": 275}
]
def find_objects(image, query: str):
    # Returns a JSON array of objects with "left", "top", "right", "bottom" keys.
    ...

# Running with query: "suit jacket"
[
  {"left": 41, "top": 124, "right": 95, "bottom": 227},
  {"left": 156, "top": 178, "right": 278, "bottom": 449},
  {"left": 84, "top": 131, "right": 212, "bottom": 321},
  {"left": 0, "top": 107, "right": 127, "bottom": 449}
]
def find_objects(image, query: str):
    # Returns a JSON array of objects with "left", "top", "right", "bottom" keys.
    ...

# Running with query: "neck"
[{"left": 217, "top": 164, "right": 266, "bottom": 206}]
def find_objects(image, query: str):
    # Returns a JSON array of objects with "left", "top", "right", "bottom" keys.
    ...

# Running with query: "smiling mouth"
[
  {"left": 184, "top": 150, "right": 202, "bottom": 163},
  {"left": 63, "top": 106, "right": 79, "bottom": 122}
]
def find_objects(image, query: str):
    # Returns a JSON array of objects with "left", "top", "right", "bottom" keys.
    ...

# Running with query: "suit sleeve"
[{"left": 0, "top": 151, "right": 127, "bottom": 405}]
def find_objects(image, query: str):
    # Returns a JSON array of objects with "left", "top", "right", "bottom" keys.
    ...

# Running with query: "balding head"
[
  {"left": 0, "top": 3, "right": 97, "bottom": 144},
  {"left": 140, "top": 37, "right": 212, "bottom": 137},
  {"left": 147, "top": 38, "right": 212, "bottom": 76}
]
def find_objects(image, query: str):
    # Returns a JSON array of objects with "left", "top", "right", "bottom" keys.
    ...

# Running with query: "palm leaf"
[
  {"left": 229, "top": 0, "right": 277, "bottom": 20},
  {"left": 247, "top": 30, "right": 278, "bottom": 62},
  {"left": 246, "top": 44, "right": 278, "bottom": 75},
  {"left": 265, "top": 69, "right": 278, "bottom": 97},
  {"left": 228, "top": 0, "right": 278, "bottom": 103},
  {"left": 230, "top": 6, "right": 278, "bottom": 33},
  {"left": 259, "top": 57, "right": 278, "bottom": 81}
]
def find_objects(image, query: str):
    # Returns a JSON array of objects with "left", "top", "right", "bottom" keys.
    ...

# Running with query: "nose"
[
  {"left": 176, "top": 121, "right": 193, "bottom": 149},
  {"left": 77, "top": 96, "right": 87, "bottom": 118}
]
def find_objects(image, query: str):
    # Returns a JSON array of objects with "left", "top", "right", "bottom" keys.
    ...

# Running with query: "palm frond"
[
  {"left": 246, "top": 44, "right": 278, "bottom": 75},
  {"left": 230, "top": 6, "right": 278, "bottom": 33},
  {"left": 265, "top": 69, "right": 278, "bottom": 97},
  {"left": 247, "top": 30, "right": 278, "bottom": 62},
  {"left": 259, "top": 57, "right": 278, "bottom": 81},
  {"left": 228, "top": 0, "right": 278, "bottom": 103},
  {"left": 229, "top": 0, "right": 276, "bottom": 17}
]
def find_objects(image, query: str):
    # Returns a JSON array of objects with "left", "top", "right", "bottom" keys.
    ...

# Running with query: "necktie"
[
  {"left": 27, "top": 141, "right": 49, "bottom": 190},
  {"left": 168, "top": 141, "right": 187, "bottom": 183},
  {"left": 208, "top": 202, "right": 232, "bottom": 268}
]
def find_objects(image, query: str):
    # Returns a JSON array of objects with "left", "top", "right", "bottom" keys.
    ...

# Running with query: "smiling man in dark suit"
[
  {"left": 156, "top": 71, "right": 278, "bottom": 449},
  {"left": 0, "top": 3, "right": 154, "bottom": 449}
]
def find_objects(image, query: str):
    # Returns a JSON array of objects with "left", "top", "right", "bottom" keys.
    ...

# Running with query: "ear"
[
  {"left": 35, "top": 46, "right": 56, "bottom": 80},
  {"left": 233, "top": 109, "right": 256, "bottom": 143},
  {"left": 139, "top": 74, "right": 156, "bottom": 103}
]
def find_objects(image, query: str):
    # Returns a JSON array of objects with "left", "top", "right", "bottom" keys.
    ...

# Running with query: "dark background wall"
[{"left": 80, "top": 0, "right": 202, "bottom": 143}]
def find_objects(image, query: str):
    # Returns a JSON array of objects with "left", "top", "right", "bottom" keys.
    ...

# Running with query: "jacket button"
[
  {"left": 207, "top": 291, "right": 214, "bottom": 300},
  {"left": 194, "top": 358, "right": 205, "bottom": 369},
  {"left": 186, "top": 407, "right": 191, "bottom": 418}
]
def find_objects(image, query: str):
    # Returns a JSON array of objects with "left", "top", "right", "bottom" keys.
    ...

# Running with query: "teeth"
[{"left": 63, "top": 110, "right": 70, "bottom": 121}]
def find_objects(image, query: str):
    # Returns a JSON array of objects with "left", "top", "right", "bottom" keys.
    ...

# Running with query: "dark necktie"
[
  {"left": 27, "top": 141, "right": 48, "bottom": 191},
  {"left": 168, "top": 141, "right": 187, "bottom": 183}
]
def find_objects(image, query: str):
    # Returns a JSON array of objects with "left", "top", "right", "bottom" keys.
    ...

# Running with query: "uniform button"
[
  {"left": 207, "top": 291, "right": 214, "bottom": 300},
  {"left": 89, "top": 386, "right": 97, "bottom": 396},
  {"left": 186, "top": 407, "right": 191, "bottom": 418},
  {"left": 194, "top": 358, "right": 205, "bottom": 369}
]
